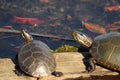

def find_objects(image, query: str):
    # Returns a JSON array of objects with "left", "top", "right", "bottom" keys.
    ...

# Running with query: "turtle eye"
[{"left": 79, "top": 32, "right": 87, "bottom": 37}]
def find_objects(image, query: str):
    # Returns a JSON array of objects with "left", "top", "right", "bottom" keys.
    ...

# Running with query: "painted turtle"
[
  {"left": 17, "top": 29, "right": 63, "bottom": 79},
  {"left": 72, "top": 31, "right": 120, "bottom": 72}
]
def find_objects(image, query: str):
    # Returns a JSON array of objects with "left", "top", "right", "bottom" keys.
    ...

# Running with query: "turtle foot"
[
  {"left": 14, "top": 66, "right": 25, "bottom": 76},
  {"left": 87, "top": 69, "right": 95, "bottom": 73},
  {"left": 52, "top": 71, "right": 63, "bottom": 77},
  {"left": 37, "top": 77, "right": 43, "bottom": 80},
  {"left": 82, "top": 68, "right": 95, "bottom": 73}
]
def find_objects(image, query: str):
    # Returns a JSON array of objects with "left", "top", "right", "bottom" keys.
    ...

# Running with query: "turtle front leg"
[
  {"left": 83, "top": 57, "right": 95, "bottom": 72},
  {"left": 88, "top": 57, "right": 96, "bottom": 72}
]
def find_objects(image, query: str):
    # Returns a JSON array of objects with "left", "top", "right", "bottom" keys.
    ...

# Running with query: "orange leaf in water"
[
  {"left": 104, "top": 5, "right": 120, "bottom": 12},
  {"left": 11, "top": 16, "right": 45, "bottom": 25},
  {"left": 82, "top": 22, "right": 106, "bottom": 34}
]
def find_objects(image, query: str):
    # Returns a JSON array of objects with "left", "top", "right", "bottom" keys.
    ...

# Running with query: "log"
[
  {"left": 0, "top": 52, "right": 118, "bottom": 80},
  {"left": 0, "top": 28, "right": 74, "bottom": 41}
]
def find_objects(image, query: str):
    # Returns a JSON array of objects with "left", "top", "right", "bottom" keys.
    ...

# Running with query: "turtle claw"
[{"left": 52, "top": 71, "right": 63, "bottom": 77}]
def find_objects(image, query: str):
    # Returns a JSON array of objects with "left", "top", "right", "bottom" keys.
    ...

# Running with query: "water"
[{"left": 0, "top": 0, "right": 120, "bottom": 57}]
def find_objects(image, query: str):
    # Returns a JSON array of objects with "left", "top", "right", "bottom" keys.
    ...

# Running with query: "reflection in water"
[{"left": 64, "top": 74, "right": 120, "bottom": 80}]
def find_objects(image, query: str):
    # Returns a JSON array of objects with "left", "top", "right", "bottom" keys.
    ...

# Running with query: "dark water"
[
  {"left": 0, "top": 0, "right": 120, "bottom": 58},
  {"left": 0, "top": 0, "right": 120, "bottom": 38},
  {"left": 0, "top": 1, "right": 120, "bottom": 57},
  {"left": 0, "top": 32, "right": 80, "bottom": 58}
]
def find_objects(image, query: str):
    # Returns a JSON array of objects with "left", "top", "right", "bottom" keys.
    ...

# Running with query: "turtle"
[
  {"left": 72, "top": 31, "right": 120, "bottom": 72},
  {"left": 16, "top": 29, "right": 63, "bottom": 79}
]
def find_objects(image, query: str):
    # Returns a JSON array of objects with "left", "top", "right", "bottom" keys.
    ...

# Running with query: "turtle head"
[
  {"left": 21, "top": 29, "right": 33, "bottom": 43},
  {"left": 72, "top": 31, "right": 93, "bottom": 48}
]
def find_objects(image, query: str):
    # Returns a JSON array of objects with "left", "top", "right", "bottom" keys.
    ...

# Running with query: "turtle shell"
[
  {"left": 90, "top": 32, "right": 120, "bottom": 71},
  {"left": 18, "top": 40, "right": 56, "bottom": 77}
]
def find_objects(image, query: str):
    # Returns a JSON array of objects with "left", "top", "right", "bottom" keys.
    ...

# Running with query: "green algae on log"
[
  {"left": 53, "top": 44, "right": 89, "bottom": 53},
  {"left": 53, "top": 45, "right": 79, "bottom": 52}
]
